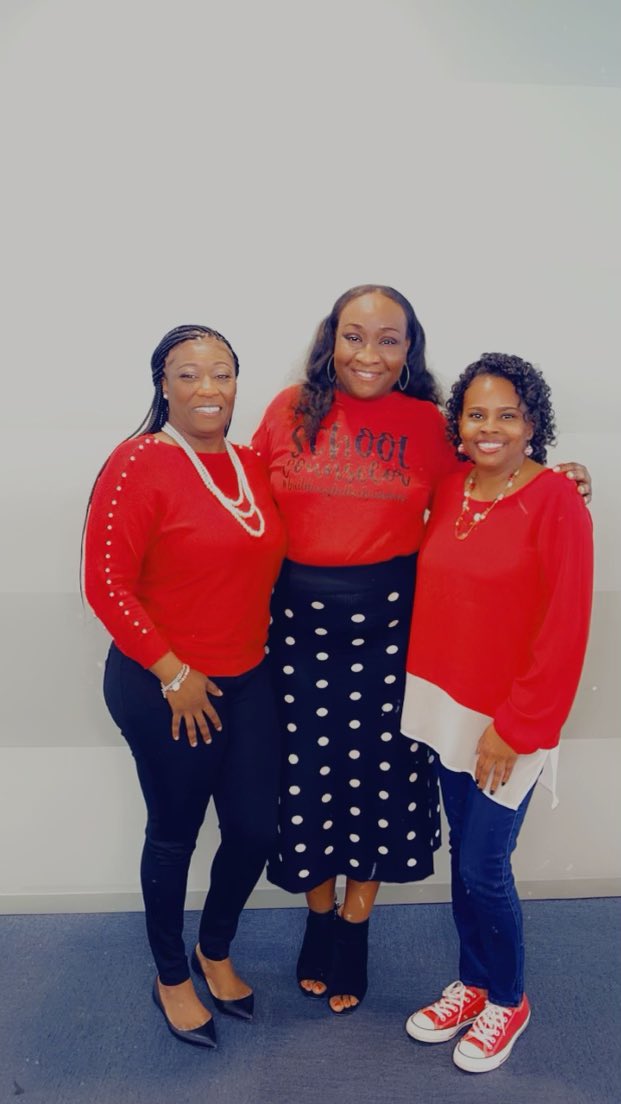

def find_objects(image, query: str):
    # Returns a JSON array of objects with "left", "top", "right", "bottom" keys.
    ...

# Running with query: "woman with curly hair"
[
  {"left": 402, "top": 353, "right": 593, "bottom": 1072},
  {"left": 252, "top": 289, "right": 591, "bottom": 1017}
]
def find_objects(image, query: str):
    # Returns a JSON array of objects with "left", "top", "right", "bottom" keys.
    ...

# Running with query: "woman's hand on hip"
[
  {"left": 474, "top": 723, "right": 518, "bottom": 795},
  {"left": 165, "top": 669, "right": 223, "bottom": 747}
]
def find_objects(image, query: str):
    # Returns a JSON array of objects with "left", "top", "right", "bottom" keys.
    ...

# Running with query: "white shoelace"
[
  {"left": 426, "top": 981, "right": 475, "bottom": 1022},
  {"left": 466, "top": 1003, "right": 511, "bottom": 1048}
]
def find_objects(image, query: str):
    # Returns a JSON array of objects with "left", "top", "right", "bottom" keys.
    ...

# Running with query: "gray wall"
[{"left": 0, "top": 0, "right": 619, "bottom": 911}]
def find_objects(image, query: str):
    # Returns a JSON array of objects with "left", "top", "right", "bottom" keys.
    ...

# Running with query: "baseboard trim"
[{"left": 1, "top": 878, "right": 619, "bottom": 915}]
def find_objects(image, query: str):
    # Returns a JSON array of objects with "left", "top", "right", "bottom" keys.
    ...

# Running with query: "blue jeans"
[{"left": 439, "top": 764, "right": 535, "bottom": 1007}]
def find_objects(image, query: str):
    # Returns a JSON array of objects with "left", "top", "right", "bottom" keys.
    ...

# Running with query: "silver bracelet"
[{"left": 160, "top": 663, "right": 190, "bottom": 697}]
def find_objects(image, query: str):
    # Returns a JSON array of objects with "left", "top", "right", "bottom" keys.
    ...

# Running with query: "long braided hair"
[
  {"left": 134, "top": 323, "right": 240, "bottom": 437},
  {"left": 295, "top": 285, "right": 442, "bottom": 449},
  {"left": 81, "top": 324, "right": 240, "bottom": 594}
]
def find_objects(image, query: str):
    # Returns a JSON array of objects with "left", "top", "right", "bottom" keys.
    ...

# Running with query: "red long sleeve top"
[
  {"left": 406, "top": 468, "right": 593, "bottom": 754},
  {"left": 251, "top": 386, "right": 458, "bottom": 566},
  {"left": 84, "top": 435, "right": 286, "bottom": 676}
]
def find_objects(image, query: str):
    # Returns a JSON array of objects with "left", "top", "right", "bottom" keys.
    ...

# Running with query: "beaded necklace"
[
  {"left": 454, "top": 465, "right": 521, "bottom": 541},
  {"left": 162, "top": 422, "right": 266, "bottom": 538}
]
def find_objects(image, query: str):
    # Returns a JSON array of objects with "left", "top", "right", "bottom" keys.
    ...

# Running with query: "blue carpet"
[{"left": 0, "top": 899, "right": 619, "bottom": 1104}]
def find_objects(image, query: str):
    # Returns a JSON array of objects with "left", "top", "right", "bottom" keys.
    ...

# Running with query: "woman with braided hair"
[{"left": 84, "top": 325, "right": 285, "bottom": 1048}]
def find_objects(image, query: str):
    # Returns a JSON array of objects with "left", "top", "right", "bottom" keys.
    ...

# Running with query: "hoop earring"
[
  {"left": 397, "top": 363, "right": 410, "bottom": 392},
  {"left": 524, "top": 443, "right": 533, "bottom": 457},
  {"left": 326, "top": 356, "right": 336, "bottom": 384}
]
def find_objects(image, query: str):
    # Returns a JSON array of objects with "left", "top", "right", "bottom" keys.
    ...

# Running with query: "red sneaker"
[
  {"left": 405, "top": 981, "right": 488, "bottom": 1044},
  {"left": 453, "top": 994, "right": 531, "bottom": 1072}
]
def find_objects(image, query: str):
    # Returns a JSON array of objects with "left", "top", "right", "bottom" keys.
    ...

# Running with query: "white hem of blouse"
[{"left": 401, "top": 675, "right": 559, "bottom": 812}]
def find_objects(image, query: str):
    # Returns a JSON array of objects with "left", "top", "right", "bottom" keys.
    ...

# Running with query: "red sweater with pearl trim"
[{"left": 84, "top": 435, "right": 286, "bottom": 676}]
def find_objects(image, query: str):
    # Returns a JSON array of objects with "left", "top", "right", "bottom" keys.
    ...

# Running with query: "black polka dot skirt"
[{"left": 266, "top": 555, "right": 441, "bottom": 894}]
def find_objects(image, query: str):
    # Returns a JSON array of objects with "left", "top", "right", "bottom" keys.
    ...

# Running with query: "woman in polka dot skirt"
[{"left": 252, "top": 286, "right": 591, "bottom": 1016}]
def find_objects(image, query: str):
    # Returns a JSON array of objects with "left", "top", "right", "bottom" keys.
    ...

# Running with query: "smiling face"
[
  {"left": 162, "top": 336, "right": 237, "bottom": 452},
  {"left": 459, "top": 373, "right": 533, "bottom": 479},
  {"left": 333, "top": 292, "right": 410, "bottom": 400}
]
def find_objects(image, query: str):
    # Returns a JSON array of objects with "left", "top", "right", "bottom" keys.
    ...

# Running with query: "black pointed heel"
[
  {"left": 296, "top": 906, "right": 337, "bottom": 998},
  {"left": 191, "top": 949, "right": 254, "bottom": 1022},
  {"left": 152, "top": 978, "right": 217, "bottom": 1048},
  {"left": 327, "top": 915, "right": 369, "bottom": 1015}
]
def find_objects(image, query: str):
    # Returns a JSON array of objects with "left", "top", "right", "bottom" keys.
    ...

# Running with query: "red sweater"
[
  {"left": 84, "top": 435, "right": 286, "bottom": 676},
  {"left": 406, "top": 468, "right": 593, "bottom": 753},
  {"left": 251, "top": 386, "right": 458, "bottom": 566}
]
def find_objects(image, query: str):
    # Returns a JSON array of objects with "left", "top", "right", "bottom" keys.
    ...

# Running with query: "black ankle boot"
[
  {"left": 296, "top": 906, "right": 337, "bottom": 998},
  {"left": 326, "top": 914, "right": 369, "bottom": 1014}
]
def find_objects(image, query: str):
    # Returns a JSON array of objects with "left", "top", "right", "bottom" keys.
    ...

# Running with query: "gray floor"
[{"left": 1, "top": 899, "right": 619, "bottom": 1104}]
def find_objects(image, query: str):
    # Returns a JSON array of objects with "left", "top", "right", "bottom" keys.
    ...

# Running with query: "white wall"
[{"left": 0, "top": 0, "right": 619, "bottom": 911}]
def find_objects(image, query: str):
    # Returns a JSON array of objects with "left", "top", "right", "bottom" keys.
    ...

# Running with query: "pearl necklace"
[
  {"left": 454, "top": 465, "right": 521, "bottom": 541},
  {"left": 162, "top": 422, "right": 266, "bottom": 538}
]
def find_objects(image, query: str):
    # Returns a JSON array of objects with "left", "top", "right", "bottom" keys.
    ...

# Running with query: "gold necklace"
[{"left": 454, "top": 465, "right": 521, "bottom": 541}]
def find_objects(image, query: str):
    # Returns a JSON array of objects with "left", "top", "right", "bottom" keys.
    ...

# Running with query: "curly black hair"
[
  {"left": 445, "top": 352, "right": 557, "bottom": 464},
  {"left": 295, "top": 285, "right": 442, "bottom": 448}
]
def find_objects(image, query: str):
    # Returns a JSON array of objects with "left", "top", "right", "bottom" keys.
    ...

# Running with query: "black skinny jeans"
[{"left": 104, "top": 645, "right": 281, "bottom": 985}]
